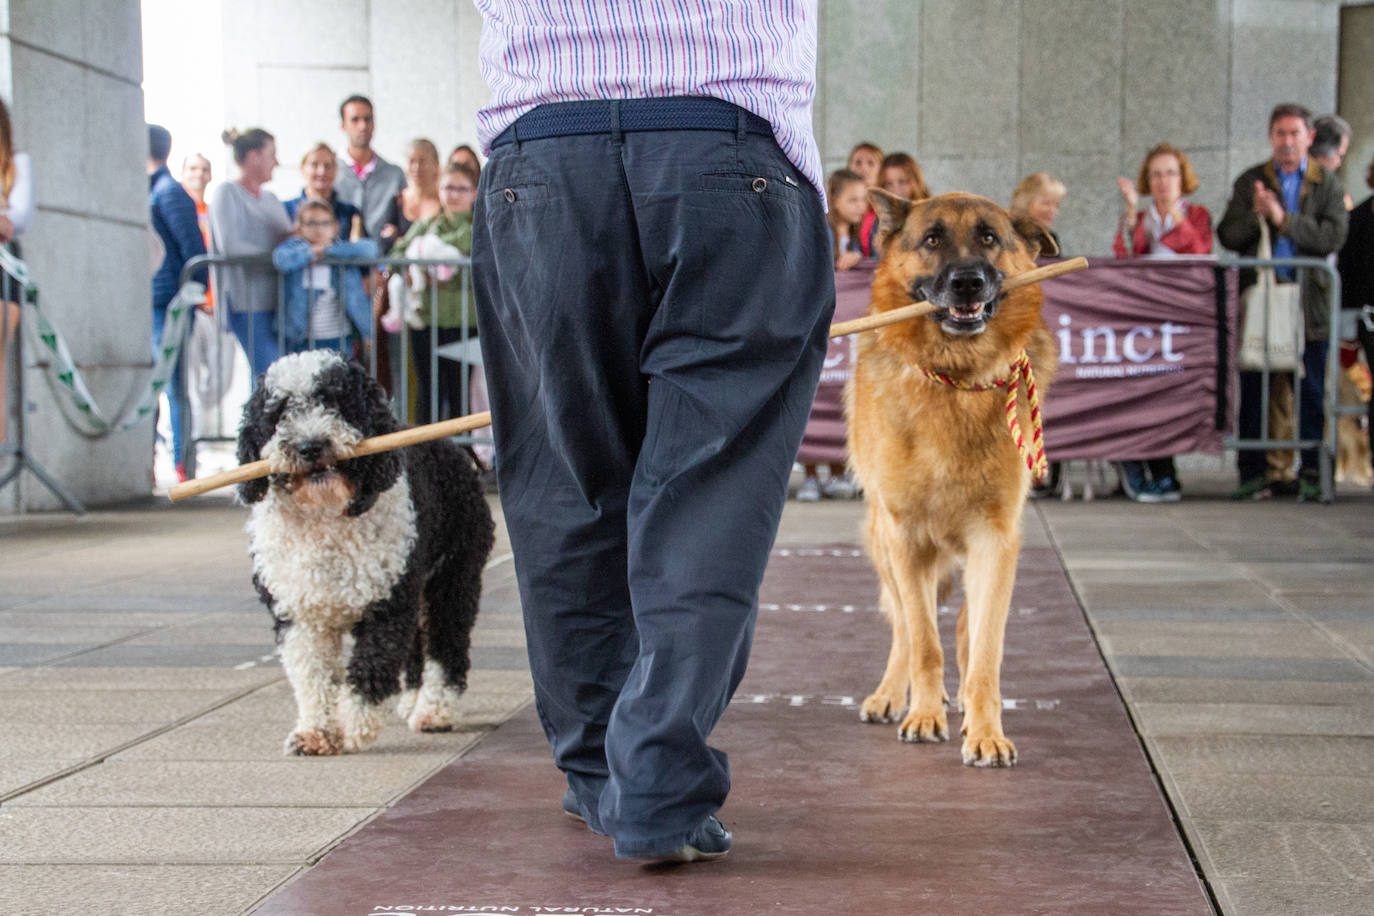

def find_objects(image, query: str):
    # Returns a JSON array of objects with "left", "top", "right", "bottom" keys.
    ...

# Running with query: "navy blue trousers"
[{"left": 471, "top": 103, "right": 834, "bottom": 857}]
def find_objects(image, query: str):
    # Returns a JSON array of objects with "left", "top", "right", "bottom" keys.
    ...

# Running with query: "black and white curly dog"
[{"left": 237, "top": 350, "right": 494, "bottom": 756}]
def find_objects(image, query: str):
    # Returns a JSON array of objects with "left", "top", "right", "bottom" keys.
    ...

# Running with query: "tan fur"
[
  {"left": 1336, "top": 366, "right": 1372, "bottom": 487},
  {"left": 845, "top": 192, "right": 1057, "bottom": 767}
]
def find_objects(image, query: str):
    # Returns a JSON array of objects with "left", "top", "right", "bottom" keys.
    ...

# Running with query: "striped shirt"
[{"left": 473, "top": 0, "right": 823, "bottom": 197}]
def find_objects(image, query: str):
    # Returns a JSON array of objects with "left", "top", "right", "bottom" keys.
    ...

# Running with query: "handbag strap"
[{"left": 1254, "top": 217, "right": 1274, "bottom": 288}]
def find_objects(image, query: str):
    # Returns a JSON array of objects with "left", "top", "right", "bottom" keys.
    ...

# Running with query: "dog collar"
[{"left": 919, "top": 350, "right": 1048, "bottom": 482}]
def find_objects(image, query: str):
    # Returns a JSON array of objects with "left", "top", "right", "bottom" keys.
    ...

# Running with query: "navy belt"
[{"left": 492, "top": 96, "right": 773, "bottom": 148}]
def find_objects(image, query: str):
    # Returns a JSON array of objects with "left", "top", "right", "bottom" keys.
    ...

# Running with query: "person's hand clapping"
[
  {"left": 836, "top": 250, "right": 862, "bottom": 272},
  {"left": 1252, "top": 181, "right": 1286, "bottom": 228},
  {"left": 1115, "top": 176, "right": 1138, "bottom": 218}
]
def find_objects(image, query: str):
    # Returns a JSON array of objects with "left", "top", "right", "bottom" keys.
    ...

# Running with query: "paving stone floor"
[{"left": 0, "top": 470, "right": 1370, "bottom": 915}]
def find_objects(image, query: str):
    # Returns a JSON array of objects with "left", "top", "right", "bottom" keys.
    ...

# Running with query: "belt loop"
[
  {"left": 610, "top": 100, "right": 622, "bottom": 143},
  {"left": 511, "top": 118, "right": 521, "bottom": 149},
  {"left": 736, "top": 107, "right": 748, "bottom": 145}
]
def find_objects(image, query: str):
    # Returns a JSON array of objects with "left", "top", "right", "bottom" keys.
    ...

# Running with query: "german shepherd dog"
[{"left": 846, "top": 192, "right": 1058, "bottom": 767}]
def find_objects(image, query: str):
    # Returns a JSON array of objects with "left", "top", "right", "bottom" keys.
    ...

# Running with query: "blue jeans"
[
  {"left": 226, "top": 310, "right": 281, "bottom": 383},
  {"left": 151, "top": 304, "right": 190, "bottom": 468},
  {"left": 472, "top": 101, "right": 834, "bottom": 858}
]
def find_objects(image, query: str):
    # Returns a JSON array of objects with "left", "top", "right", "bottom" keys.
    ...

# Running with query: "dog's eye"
[
  {"left": 923, "top": 232, "right": 940, "bottom": 249},
  {"left": 980, "top": 231, "right": 999, "bottom": 246}
]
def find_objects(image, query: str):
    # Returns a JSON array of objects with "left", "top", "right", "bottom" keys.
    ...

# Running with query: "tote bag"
[{"left": 1238, "top": 218, "right": 1304, "bottom": 372}]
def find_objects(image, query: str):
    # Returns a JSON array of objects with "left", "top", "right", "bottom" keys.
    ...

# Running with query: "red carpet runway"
[{"left": 256, "top": 545, "right": 1211, "bottom": 915}]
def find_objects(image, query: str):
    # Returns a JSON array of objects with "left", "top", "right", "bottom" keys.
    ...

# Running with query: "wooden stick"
[
  {"left": 167, "top": 411, "right": 493, "bottom": 502},
  {"left": 168, "top": 257, "right": 1088, "bottom": 503},
  {"left": 828, "top": 257, "right": 1088, "bottom": 337}
]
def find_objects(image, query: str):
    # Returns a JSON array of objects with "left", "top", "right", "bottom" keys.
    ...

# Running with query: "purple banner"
[
  {"left": 1040, "top": 259, "right": 1236, "bottom": 460},
  {"left": 797, "top": 259, "right": 1237, "bottom": 465}
]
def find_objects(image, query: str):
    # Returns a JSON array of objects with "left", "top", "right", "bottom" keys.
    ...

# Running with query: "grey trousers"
[{"left": 471, "top": 102, "right": 834, "bottom": 857}]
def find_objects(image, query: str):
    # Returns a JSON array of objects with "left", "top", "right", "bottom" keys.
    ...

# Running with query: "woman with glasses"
[
  {"left": 1111, "top": 143, "right": 1214, "bottom": 502},
  {"left": 1114, "top": 143, "right": 1213, "bottom": 258}
]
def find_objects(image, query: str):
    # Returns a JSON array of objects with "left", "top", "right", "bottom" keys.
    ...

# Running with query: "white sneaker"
[
  {"left": 795, "top": 477, "right": 821, "bottom": 502},
  {"left": 821, "top": 475, "right": 856, "bottom": 499}
]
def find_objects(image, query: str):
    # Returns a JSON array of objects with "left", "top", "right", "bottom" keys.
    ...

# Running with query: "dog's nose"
[
  {"left": 947, "top": 268, "right": 989, "bottom": 302},
  {"left": 296, "top": 438, "right": 328, "bottom": 464}
]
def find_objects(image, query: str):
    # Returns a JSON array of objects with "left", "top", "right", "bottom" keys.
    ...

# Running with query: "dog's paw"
[
  {"left": 897, "top": 707, "right": 949, "bottom": 743},
  {"left": 407, "top": 684, "right": 464, "bottom": 733},
  {"left": 285, "top": 727, "right": 342, "bottom": 756},
  {"left": 859, "top": 691, "right": 904, "bottom": 724},
  {"left": 338, "top": 695, "right": 385, "bottom": 753},
  {"left": 961, "top": 732, "right": 1017, "bottom": 767},
  {"left": 395, "top": 688, "right": 419, "bottom": 721}
]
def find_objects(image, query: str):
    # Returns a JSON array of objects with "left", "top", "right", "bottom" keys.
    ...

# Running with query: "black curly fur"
[{"left": 243, "top": 354, "right": 496, "bottom": 707}]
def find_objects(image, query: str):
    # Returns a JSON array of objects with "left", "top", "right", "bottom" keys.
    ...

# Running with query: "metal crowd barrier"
[
  {"left": 1090, "top": 253, "right": 1343, "bottom": 500},
  {"left": 1213, "top": 254, "right": 1342, "bottom": 502},
  {"left": 177, "top": 252, "right": 490, "bottom": 463}
]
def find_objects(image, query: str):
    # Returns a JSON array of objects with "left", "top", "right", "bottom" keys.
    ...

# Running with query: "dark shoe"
[
  {"left": 1118, "top": 462, "right": 1162, "bottom": 503},
  {"left": 639, "top": 816, "right": 732, "bottom": 864},
  {"left": 1268, "top": 477, "right": 1299, "bottom": 497},
  {"left": 1231, "top": 477, "right": 1272, "bottom": 501},
  {"left": 562, "top": 788, "right": 587, "bottom": 825},
  {"left": 1153, "top": 476, "right": 1182, "bottom": 502},
  {"left": 1297, "top": 478, "right": 1327, "bottom": 503}
]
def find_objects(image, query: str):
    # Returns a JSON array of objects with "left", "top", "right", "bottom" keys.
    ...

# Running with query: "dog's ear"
[
  {"left": 868, "top": 188, "right": 912, "bottom": 251},
  {"left": 1012, "top": 214, "right": 1059, "bottom": 260},
  {"left": 236, "top": 380, "right": 274, "bottom": 504},
  {"left": 343, "top": 361, "right": 403, "bottom": 517}
]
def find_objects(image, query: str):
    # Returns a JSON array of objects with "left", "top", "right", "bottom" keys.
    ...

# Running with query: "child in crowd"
[
  {"left": 797, "top": 168, "right": 869, "bottom": 502},
  {"left": 847, "top": 142, "right": 883, "bottom": 257},
  {"left": 879, "top": 152, "right": 931, "bottom": 202},
  {"left": 826, "top": 168, "right": 869, "bottom": 272},
  {"left": 271, "top": 198, "right": 377, "bottom": 355}
]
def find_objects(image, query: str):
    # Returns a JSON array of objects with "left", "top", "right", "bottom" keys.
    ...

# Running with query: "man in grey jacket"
[
  {"left": 1217, "top": 102, "right": 1349, "bottom": 502},
  {"left": 333, "top": 95, "right": 406, "bottom": 243}
]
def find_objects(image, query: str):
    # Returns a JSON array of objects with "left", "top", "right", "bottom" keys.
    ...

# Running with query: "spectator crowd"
[
  {"left": 144, "top": 95, "right": 490, "bottom": 483},
  {"left": 802, "top": 102, "right": 1368, "bottom": 505},
  {"left": 129, "top": 96, "right": 1372, "bottom": 501}
]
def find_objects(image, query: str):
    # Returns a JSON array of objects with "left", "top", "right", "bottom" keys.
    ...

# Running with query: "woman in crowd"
[
  {"left": 376, "top": 139, "right": 444, "bottom": 408},
  {"left": 285, "top": 142, "right": 365, "bottom": 242},
  {"left": 1010, "top": 172, "right": 1066, "bottom": 254},
  {"left": 379, "top": 138, "right": 443, "bottom": 247},
  {"left": 795, "top": 168, "right": 869, "bottom": 503},
  {"left": 1340, "top": 156, "right": 1374, "bottom": 477},
  {"left": 1111, "top": 143, "right": 1213, "bottom": 503},
  {"left": 879, "top": 152, "right": 931, "bottom": 203},
  {"left": 393, "top": 162, "right": 482, "bottom": 429},
  {"left": 209, "top": 127, "right": 292, "bottom": 379},
  {"left": 0, "top": 97, "right": 32, "bottom": 444},
  {"left": 1113, "top": 143, "right": 1212, "bottom": 258},
  {"left": 1011, "top": 171, "right": 1067, "bottom": 497}
]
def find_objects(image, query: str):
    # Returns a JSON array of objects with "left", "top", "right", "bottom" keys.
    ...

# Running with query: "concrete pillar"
[{"left": 1, "top": 0, "right": 150, "bottom": 511}]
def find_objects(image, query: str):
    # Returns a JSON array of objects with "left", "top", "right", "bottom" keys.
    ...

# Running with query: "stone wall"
[
  {"left": 1, "top": 0, "right": 150, "bottom": 511},
  {"left": 817, "top": 0, "right": 1348, "bottom": 256},
  {"left": 220, "top": 0, "right": 486, "bottom": 202}
]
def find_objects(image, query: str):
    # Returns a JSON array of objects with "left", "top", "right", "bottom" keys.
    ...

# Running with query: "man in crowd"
[
  {"left": 148, "top": 126, "right": 207, "bottom": 483},
  {"left": 1218, "top": 103, "right": 1349, "bottom": 502},
  {"left": 333, "top": 95, "right": 406, "bottom": 243},
  {"left": 1312, "top": 114, "right": 1353, "bottom": 210}
]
